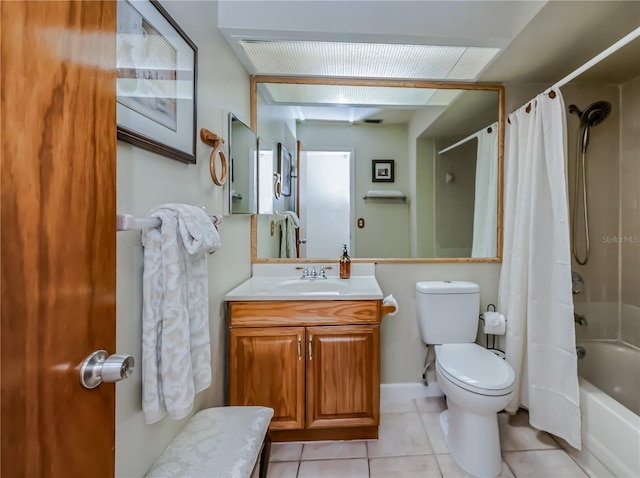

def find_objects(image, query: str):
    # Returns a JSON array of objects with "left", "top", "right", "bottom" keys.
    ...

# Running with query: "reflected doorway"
[{"left": 299, "top": 151, "right": 352, "bottom": 258}]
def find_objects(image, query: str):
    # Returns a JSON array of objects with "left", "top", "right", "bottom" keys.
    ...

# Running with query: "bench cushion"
[{"left": 145, "top": 406, "right": 274, "bottom": 478}]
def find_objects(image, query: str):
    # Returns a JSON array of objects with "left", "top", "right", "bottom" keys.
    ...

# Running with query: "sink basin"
[
  {"left": 275, "top": 279, "right": 350, "bottom": 294},
  {"left": 225, "top": 275, "right": 383, "bottom": 301}
]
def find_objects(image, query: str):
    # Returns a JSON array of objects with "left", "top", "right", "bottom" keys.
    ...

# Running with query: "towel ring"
[
  {"left": 273, "top": 172, "right": 282, "bottom": 199},
  {"left": 200, "top": 128, "right": 227, "bottom": 186},
  {"left": 209, "top": 149, "right": 227, "bottom": 186}
]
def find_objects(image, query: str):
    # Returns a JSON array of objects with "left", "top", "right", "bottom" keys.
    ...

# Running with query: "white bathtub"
[{"left": 575, "top": 341, "right": 640, "bottom": 477}]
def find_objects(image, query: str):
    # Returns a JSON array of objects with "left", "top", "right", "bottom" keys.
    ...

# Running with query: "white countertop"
[{"left": 225, "top": 264, "right": 383, "bottom": 301}]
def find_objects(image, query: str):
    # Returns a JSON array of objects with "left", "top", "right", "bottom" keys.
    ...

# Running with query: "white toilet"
[{"left": 416, "top": 281, "right": 515, "bottom": 478}]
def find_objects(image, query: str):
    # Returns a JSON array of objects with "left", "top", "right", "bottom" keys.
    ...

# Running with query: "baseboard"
[{"left": 380, "top": 382, "right": 443, "bottom": 399}]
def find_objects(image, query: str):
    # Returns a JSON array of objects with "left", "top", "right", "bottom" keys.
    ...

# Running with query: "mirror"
[
  {"left": 229, "top": 113, "right": 257, "bottom": 214},
  {"left": 257, "top": 137, "right": 275, "bottom": 215},
  {"left": 250, "top": 78, "right": 504, "bottom": 262}
]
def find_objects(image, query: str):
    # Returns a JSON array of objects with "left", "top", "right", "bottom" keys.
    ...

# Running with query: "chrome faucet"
[
  {"left": 299, "top": 265, "right": 327, "bottom": 279},
  {"left": 574, "top": 313, "right": 588, "bottom": 326}
]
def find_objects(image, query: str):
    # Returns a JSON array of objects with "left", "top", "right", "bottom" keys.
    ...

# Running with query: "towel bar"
[{"left": 116, "top": 213, "right": 222, "bottom": 232}]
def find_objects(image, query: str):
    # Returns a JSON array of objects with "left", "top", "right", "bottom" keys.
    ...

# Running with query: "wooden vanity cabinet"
[
  {"left": 229, "top": 326, "right": 305, "bottom": 430},
  {"left": 305, "top": 325, "right": 379, "bottom": 429},
  {"left": 227, "top": 300, "right": 384, "bottom": 441}
]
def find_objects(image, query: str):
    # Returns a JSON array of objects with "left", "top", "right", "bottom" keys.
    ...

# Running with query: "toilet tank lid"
[{"left": 416, "top": 281, "right": 479, "bottom": 294}]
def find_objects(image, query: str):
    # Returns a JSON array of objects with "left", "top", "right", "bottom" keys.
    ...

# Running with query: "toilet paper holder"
[{"left": 479, "top": 304, "right": 507, "bottom": 355}]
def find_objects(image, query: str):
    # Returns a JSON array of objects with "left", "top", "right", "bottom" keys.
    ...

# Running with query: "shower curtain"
[
  {"left": 472, "top": 122, "right": 499, "bottom": 257},
  {"left": 498, "top": 91, "right": 581, "bottom": 449}
]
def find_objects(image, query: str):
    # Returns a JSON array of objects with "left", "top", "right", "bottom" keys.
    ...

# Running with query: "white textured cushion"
[{"left": 145, "top": 406, "right": 274, "bottom": 478}]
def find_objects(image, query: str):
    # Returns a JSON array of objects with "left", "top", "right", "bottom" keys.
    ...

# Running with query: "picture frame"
[
  {"left": 372, "top": 160, "right": 395, "bottom": 182},
  {"left": 278, "top": 143, "right": 292, "bottom": 196},
  {"left": 116, "top": 0, "right": 198, "bottom": 164}
]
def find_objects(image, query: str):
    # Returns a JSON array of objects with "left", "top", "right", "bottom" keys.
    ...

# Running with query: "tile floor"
[{"left": 267, "top": 395, "right": 589, "bottom": 478}]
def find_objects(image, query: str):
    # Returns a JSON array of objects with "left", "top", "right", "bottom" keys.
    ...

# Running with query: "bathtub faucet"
[{"left": 574, "top": 313, "right": 588, "bottom": 326}]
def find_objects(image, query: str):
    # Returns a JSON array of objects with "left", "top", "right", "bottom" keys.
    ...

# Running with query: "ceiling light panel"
[
  {"left": 240, "top": 40, "right": 499, "bottom": 80},
  {"left": 447, "top": 47, "right": 500, "bottom": 80},
  {"left": 427, "top": 89, "right": 464, "bottom": 106},
  {"left": 264, "top": 83, "right": 438, "bottom": 106}
]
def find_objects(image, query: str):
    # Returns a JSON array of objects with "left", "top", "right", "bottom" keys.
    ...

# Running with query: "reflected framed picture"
[
  {"left": 278, "top": 143, "right": 292, "bottom": 196},
  {"left": 372, "top": 160, "right": 394, "bottom": 182},
  {"left": 116, "top": 0, "right": 197, "bottom": 164}
]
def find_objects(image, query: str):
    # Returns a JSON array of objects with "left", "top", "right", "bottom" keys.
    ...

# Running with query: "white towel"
[
  {"left": 140, "top": 204, "right": 221, "bottom": 424},
  {"left": 278, "top": 210, "right": 300, "bottom": 258}
]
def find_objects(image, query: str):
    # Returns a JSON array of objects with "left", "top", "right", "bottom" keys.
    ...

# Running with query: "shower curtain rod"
[
  {"left": 508, "top": 27, "right": 640, "bottom": 118},
  {"left": 438, "top": 123, "right": 496, "bottom": 155},
  {"left": 545, "top": 27, "right": 640, "bottom": 93},
  {"left": 429, "top": 29, "right": 639, "bottom": 155}
]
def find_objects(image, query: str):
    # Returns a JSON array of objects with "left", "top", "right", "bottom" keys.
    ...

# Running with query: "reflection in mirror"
[
  {"left": 257, "top": 137, "right": 274, "bottom": 214},
  {"left": 229, "top": 113, "right": 257, "bottom": 214},
  {"left": 300, "top": 151, "right": 352, "bottom": 258},
  {"left": 252, "top": 78, "right": 503, "bottom": 262}
]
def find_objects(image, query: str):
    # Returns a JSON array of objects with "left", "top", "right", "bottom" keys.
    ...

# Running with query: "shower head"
[
  {"left": 582, "top": 101, "right": 611, "bottom": 127},
  {"left": 568, "top": 101, "right": 612, "bottom": 128}
]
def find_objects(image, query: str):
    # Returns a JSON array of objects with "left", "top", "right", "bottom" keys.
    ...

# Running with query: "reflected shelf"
[{"left": 363, "top": 190, "right": 407, "bottom": 202}]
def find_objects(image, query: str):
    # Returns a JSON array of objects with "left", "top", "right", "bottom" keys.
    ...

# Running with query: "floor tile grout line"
[
  {"left": 501, "top": 454, "right": 516, "bottom": 478},
  {"left": 560, "top": 446, "right": 593, "bottom": 478},
  {"left": 503, "top": 449, "right": 590, "bottom": 478},
  {"left": 416, "top": 406, "right": 438, "bottom": 455}
]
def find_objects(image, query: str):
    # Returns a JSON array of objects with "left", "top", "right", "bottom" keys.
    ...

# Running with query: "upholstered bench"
[{"left": 146, "top": 406, "right": 274, "bottom": 478}]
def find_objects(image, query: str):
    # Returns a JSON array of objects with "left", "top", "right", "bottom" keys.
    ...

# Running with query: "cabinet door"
[
  {"left": 229, "top": 327, "right": 305, "bottom": 430},
  {"left": 306, "top": 325, "right": 380, "bottom": 428}
]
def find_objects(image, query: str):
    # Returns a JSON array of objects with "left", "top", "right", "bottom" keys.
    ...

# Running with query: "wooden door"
[
  {"left": 229, "top": 327, "right": 305, "bottom": 430},
  {"left": 1, "top": 1, "right": 117, "bottom": 477},
  {"left": 306, "top": 325, "right": 380, "bottom": 429}
]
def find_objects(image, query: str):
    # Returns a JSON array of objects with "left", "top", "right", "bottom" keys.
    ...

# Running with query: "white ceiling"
[{"left": 218, "top": 0, "right": 640, "bottom": 124}]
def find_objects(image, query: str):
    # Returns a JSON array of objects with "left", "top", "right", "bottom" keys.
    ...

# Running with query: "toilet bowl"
[
  {"left": 435, "top": 343, "right": 514, "bottom": 478},
  {"left": 415, "top": 281, "right": 515, "bottom": 478}
]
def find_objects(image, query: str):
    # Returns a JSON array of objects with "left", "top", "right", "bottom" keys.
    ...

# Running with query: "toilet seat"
[{"left": 435, "top": 344, "right": 515, "bottom": 396}]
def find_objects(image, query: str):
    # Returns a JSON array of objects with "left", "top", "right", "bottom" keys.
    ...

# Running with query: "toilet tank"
[{"left": 416, "top": 281, "right": 480, "bottom": 344}]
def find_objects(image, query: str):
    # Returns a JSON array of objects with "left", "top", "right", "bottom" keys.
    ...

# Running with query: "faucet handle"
[
  {"left": 318, "top": 266, "right": 326, "bottom": 278},
  {"left": 574, "top": 313, "right": 588, "bottom": 326}
]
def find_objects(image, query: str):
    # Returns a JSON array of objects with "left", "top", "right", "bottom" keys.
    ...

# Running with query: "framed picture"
[
  {"left": 278, "top": 143, "right": 292, "bottom": 196},
  {"left": 116, "top": 0, "right": 197, "bottom": 164},
  {"left": 372, "top": 160, "right": 395, "bottom": 182}
]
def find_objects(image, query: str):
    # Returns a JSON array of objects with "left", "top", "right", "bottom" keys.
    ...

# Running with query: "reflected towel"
[
  {"left": 141, "top": 204, "right": 221, "bottom": 424},
  {"left": 278, "top": 211, "right": 300, "bottom": 258}
]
